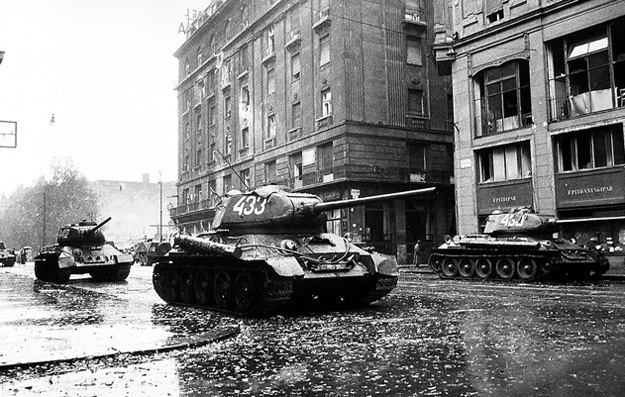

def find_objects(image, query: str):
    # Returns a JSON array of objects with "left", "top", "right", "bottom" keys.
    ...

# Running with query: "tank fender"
[
  {"left": 370, "top": 252, "right": 399, "bottom": 277},
  {"left": 58, "top": 247, "right": 75, "bottom": 269},
  {"left": 265, "top": 257, "right": 305, "bottom": 277}
]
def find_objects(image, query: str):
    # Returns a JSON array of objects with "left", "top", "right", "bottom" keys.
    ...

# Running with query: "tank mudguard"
[
  {"left": 58, "top": 248, "right": 75, "bottom": 269},
  {"left": 370, "top": 252, "right": 399, "bottom": 277},
  {"left": 264, "top": 257, "right": 305, "bottom": 277}
]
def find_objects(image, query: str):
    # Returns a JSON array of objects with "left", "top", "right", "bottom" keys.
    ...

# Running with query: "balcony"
[
  {"left": 261, "top": 46, "right": 275, "bottom": 65},
  {"left": 404, "top": 8, "right": 426, "bottom": 25},
  {"left": 312, "top": 8, "right": 331, "bottom": 33},
  {"left": 284, "top": 30, "right": 301, "bottom": 52},
  {"left": 169, "top": 197, "right": 220, "bottom": 218},
  {"left": 548, "top": 89, "right": 625, "bottom": 122}
]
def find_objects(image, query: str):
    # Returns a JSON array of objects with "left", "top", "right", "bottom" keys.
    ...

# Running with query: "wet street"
[{"left": 2, "top": 264, "right": 625, "bottom": 396}]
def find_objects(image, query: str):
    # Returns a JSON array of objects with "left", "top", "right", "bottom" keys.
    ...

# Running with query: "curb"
[{"left": 0, "top": 325, "right": 240, "bottom": 371}]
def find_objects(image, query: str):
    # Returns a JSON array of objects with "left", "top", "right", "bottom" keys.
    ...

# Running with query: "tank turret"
[
  {"left": 153, "top": 185, "right": 438, "bottom": 316},
  {"left": 428, "top": 207, "right": 610, "bottom": 281},
  {"left": 57, "top": 217, "right": 112, "bottom": 246},
  {"left": 35, "top": 217, "right": 134, "bottom": 284},
  {"left": 212, "top": 185, "right": 436, "bottom": 233}
]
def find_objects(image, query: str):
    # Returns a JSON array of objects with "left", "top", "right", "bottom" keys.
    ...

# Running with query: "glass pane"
[
  {"left": 613, "top": 128, "right": 625, "bottom": 165},
  {"left": 521, "top": 143, "right": 532, "bottom": 177},
  {"left": 593, "top": 131, "right": 608, "bottom": 167},
  {"left": 559, "top": 136, "right": 572, "bottom": 172},
  {"left": 577, "top": 133, "right": 592, "bottom": 169},
  {"left": 505, "top": 145, "right": 519, "bottom": 179},
  {"left": 480, "top": 152, "right": 492, "bottom": 182},
  {"left": 493, "top": 148, "right": 506, "bottom": 181}
]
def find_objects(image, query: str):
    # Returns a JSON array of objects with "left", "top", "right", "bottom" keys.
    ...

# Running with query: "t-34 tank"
[
  {"left": 428, "top": 207, "right": 610, "bottom": 281},
  {"left": 152, "top": 185, "right": 437, "bottom": 315},
  {"left": 35, "top": 217, "right": 134, "bottom": 283}
]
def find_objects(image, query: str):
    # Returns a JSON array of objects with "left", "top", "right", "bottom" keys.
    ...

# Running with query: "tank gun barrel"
[
  {"left": 175, "top": 235, "right": 242, "bottom": 258},
  {"left": 88, "top": 217, "right": 112, "bottom": 234},
  {"left": 308, "top": 187, "right": 437, "bottom": 215}
]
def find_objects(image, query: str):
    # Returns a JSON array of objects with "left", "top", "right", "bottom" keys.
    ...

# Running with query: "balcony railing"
[
  {"left": 169, "top": 196, "right": 221, "bottom": 217},
  {"left": 548, "top": 89, "right": 624, "bottom": 122}
]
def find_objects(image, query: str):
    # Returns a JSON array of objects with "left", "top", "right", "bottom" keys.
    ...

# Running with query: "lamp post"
[{"left": 159, "top": 171, "right": 163, "bottom": 242}]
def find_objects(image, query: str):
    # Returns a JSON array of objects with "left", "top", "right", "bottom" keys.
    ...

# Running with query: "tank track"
[
  {"left": 428, "top": 252, "right": 561, "bottom": 282},
  {"left": 152, "top": 259, "right": 293, "bottom": 316}
]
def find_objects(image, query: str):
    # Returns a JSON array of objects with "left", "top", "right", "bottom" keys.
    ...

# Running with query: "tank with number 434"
[
  {"left": 428, "top": 207, "right": 610, "bottom": 281},
  {"left": 152, "top": 185, "right": 437, "bottom": 316}
]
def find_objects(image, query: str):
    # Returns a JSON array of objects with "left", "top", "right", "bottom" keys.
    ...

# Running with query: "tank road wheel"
[
  {"left": 179, "top": 269, "right": 196, "bottom": 304},
  {"left": 458, "top": 258, "right": 476, "bottom": 278},
  {"left": 234, "top": 272, "right": 260, "bottom": 315},
  {"left": 193, "top": 271, "right": 212, "bottom": 306},
  {"left": 517, "top": 258, "right": 538, "bottom": 281},
  {"left": 495, "top": 258, "right": 516, "bottom": 280},
  {"left": 441, "top": 258, "right": 458, "bottom": 278},
  {"left": 214, "top": 271, "right": 234, "bottom": 310},
  {"left": 475, "top": 258, "right": 493, "bottom": 279},
  {"left": 428, "top": 254, "right": 442, "bottom": 273}
]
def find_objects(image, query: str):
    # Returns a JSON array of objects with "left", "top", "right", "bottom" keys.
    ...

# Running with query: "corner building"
[
  {"left": 170, "top": 0, "right": 456, "bottom": 264},
  {"left": 434, "top": 0, "right": 625, "bottom": 250}
]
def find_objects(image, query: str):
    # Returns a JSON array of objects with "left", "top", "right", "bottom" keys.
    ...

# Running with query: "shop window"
[
  {"left": 264, "top": 160, "right": 276, "bottom": 183},
  {"left": 479, "top": 141, "right": 532, "bottom": 183},
  {"left": 317, "top": 142, "right": 333, "bottom": 171},
  {"left": 326, "top": 209, "right": 341, "bottom": 236},
  {"left": 474, "top": 60, "right": 532, "bottom": 136},
  {"left": 240, "top": 168, "right": 251, "bottom": 189},
  {"left": 555, "top": 124, "right": 625, "bottom": 172}
]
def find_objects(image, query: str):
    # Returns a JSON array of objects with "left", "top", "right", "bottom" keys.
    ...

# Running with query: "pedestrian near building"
[{"left": 413, "top": 240, "right": 422, "bottom": 266}]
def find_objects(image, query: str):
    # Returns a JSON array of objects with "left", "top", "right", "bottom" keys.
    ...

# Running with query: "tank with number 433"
[
  {"left": 152, "top": 185, "right": 437, "bottom": 316},
  {"left": 428, "top": 207, "right": 610, "bottom": 281}
]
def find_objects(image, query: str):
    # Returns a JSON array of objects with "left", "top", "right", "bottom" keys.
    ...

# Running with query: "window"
[
  {"left": 290, "top": 152, "right": 303, "bottom": 187},
  {"left": 326, "top": 209, "right": 341, "bottom": 236},
  {"left": 241, "top": 127, "right": 249, "bottom": 148},
  {"left": 240, "top": 44, "right": 249, "bottom": 71},
  {"left": 184, "top": 154, "right": 190, "bottom": 172},
  {"left": 319, "top": 33, "right": 330, "bottom": 66},
  {"left": 408, "top": 89, "right": 424, "bottom": 115},
  {"left": 267, "top": 25, "right": 275, "bottom": 53},
  {"left": 264, "top": 160, "right": 276, "bottom": 183},
  {"left": 292, "top": 101, "right": 302, "bottom": 128},
  {"left": 266, "top": 64, "right": 275, "bottom": 94},
  {"left": 318, "top": 142, "right": 333, "bottom": 170},
  {"left": 208, "top": 101, "right": 216, "bottom": 126},
  {"left": 225, "top": 131, "right": 232, "bottom": 155},
  {"left": 184, "top": 121, "right": 190, "bottom": 140},
  {"left": 479, "top": 141, "right": 532, "bottom": 183},
  {"left": 184, "top": 59, "right": 190, "bottom": 76},
  {"left": 322, "top": 90, "right": 332, "bottom": 117},
  {"left": 475, "top": 60, "right": 532, "bottom": 136},
  {"left": 182, "top": 188, "right": 189, "bottom": 204},
  {"left": 405, "top": 0, "right": 425, "bottom": 22},
  {"left": 195, "top": 149, "right": 202, "bottom": 168},
  {"left": 196, "top": 79, "right": 205, "bottom": 100},
  {"left": 224, "top": 94, "right": 232, "bottom": 119},
  {"left": 240, "top": 86, "right": 250, "bottom": 113},
  {"left": 547, "top": 20, "right": 625, "bottom": 121},
  {"left": 223, "top": 174, "right": 232, "bottom": 194},
  {"left": 196, "top": 47, "right": 203, "bottom": 67},
  {"left": 240, "top": 168, "right": 251, "bottom": 189},
  {"left": 207, "top": 69, "right": 216, "bottom": 93},
  {"left": 486, "top": 0, "right": 504, "bottom": 23},
  {"left": 291, "top": 52, "right": 301, "bottom": 80},
  {"left": 208, "top": 179, "right": 218, "bottom": 205},
  {"left": 409, "top": 143, "right": 427, "bottom": 170},
  {"left": 195, "top": 111, "right": 202, "bottom": 135},
  {"left": 267, "top": 114, "right": 276, "bottom": 138},
  {"left": 194, "top": 184, "right": 202, "bottom": 202},
  {"left": 406, "top": 36, "right": 423, "bottom": 66},
  {"left": 555, "top": 124, "right": 625, "bottom": 172}
]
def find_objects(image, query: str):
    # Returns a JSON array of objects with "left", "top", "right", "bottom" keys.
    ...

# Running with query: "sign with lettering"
[
  {"left": 0, "top": 120, "right": 17, "bottom": 148},
  {"left": 556, "top": 168, "right": 625, "bottom": 208},
  {"left": 476, "top": 179, "right": 534, "bottom": 215}
]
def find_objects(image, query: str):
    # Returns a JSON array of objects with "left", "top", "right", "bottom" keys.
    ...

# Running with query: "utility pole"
[{"left": 42, "top": 185, "right": 47, "bottom": 248}]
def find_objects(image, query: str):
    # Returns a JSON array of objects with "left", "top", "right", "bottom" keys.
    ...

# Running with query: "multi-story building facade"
[
  {"left": 434, "top": 0, "right": 625, "bottom": 248},
  {"left": 171, "top": 0, "right": 455, "bottom": 264}
]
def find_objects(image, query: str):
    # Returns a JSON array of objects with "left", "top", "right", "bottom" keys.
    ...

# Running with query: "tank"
[
  {"left": 134, "top": 240, "right": 172, "bottom": 266},
  {"left": 428, "top": 207, "right": 610, "bottom": 281},
  {"left": 152, "top": 185, "right": 437, "bottom": 316},
  {"left": 34, "top": 217, "right": 134, "bottom": 283},
  {"left": 0, "top": 241, "right": 16, "bottom": 267}
]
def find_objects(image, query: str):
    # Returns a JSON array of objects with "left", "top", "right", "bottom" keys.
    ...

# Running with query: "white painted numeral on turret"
[{"left": 233, "top": 196, "right": 267, "bottom": 216}]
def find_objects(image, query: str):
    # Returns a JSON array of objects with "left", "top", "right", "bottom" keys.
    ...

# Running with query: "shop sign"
[
  {"left": 556, "top": 168, "right": 625, "bottom": 208},
  {"left": 477, "top": 179, "right": 533, "bottom": 215}
]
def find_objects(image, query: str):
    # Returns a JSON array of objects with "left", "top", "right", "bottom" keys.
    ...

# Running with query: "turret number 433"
[{"left": 232, "top": 196, "right": 267, "bottom": 216}]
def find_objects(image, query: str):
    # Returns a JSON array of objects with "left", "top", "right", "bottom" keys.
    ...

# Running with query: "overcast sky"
[{"left": 0, "top": 0, "right": 208, "bottom": 196}]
